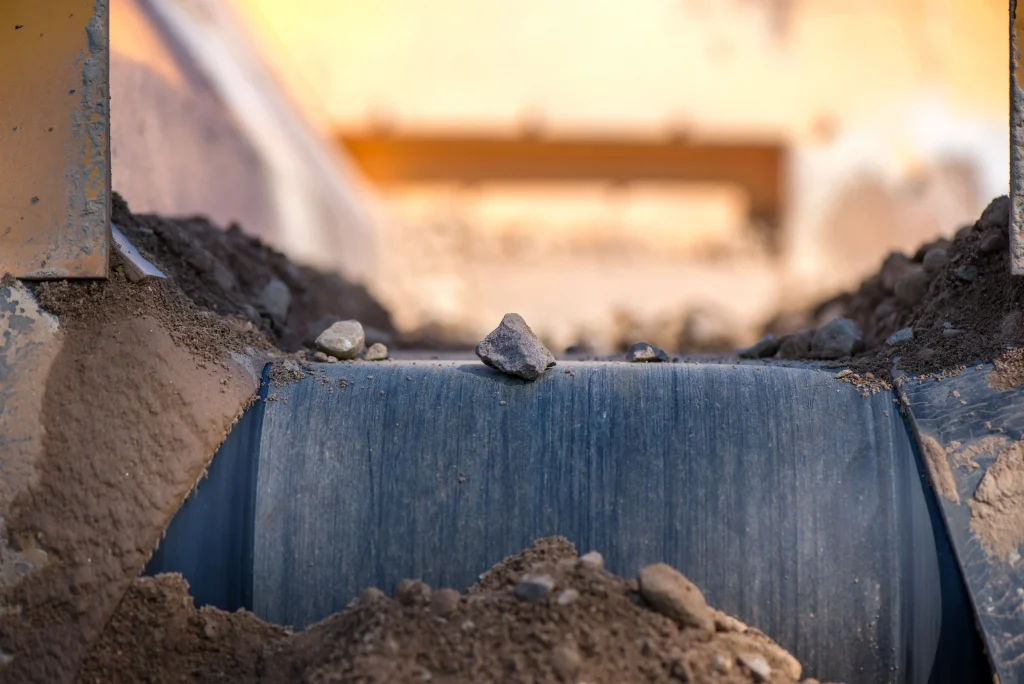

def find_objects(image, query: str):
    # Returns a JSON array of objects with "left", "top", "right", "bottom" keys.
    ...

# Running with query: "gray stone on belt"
[
  {"left": 885, "top": 327, "right": 914, "bottom": 346},
  {"left": 315, "top": 320, "right": 365, "bottom": 360},
  {"left": 921, "top": 248, "right": 949, "bottom": 275},
  {"left": 257, "top": 279, "right": 291, "bottom": 324},
  {"left": 811, "top": 317, "right": 863, "bottom": 360},
  {"left": 637, "top": 563, "right": 714, "bottom": 631},
  {"left": 777, "top": 329, "right": 814, "bottom": 360},
  {"left": 894, "top": 266, "right": 929, "bottom": 307},
  {"left": 514, "top": 573, "right": 555, "bottom": 602},
  {"left": 362, "top": 342, "right": 389, "bottom": 361},
  {"left": 626, "top": 342, "right": 669, "bottom": 363},
  {"left": 954, "top": 265, "right": 979, "bottom": 283},
  {"left": 476, "top": 313, "right": 556, "bottom": 381},
  {"left": 312, "top": 351, "right": 329, "bottom": 362},
  {"left": 737, "top": 333, "right": 780, "bottom": 359}
]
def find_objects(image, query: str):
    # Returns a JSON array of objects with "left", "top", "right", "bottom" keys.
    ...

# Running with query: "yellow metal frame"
[{"left": 0, "top": 0, "right": 110, "bottom": 279}]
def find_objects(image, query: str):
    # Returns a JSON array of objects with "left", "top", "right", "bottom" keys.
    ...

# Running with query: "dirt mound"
[
  {"left": 764, "top": 196, "right": 1024, "bottom": 382},
  {"left": 80, "top": 538, "right": 824, "bottom": 684},
  {"left": 112, "top": 192, "right": 394, "bottom": 352}
]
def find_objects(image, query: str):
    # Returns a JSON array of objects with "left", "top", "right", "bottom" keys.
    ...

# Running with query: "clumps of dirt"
[
  {"left": 764, "top": 196, "right": 1024, "bottom": 383},
  {"left": 85, "top": 538, "right": 828, "bottom": 684},
  {"left": 111, "top": 192, "right": 394, "bottom": 352},
  {"left": 968, "top": 440, "right": 1024, "bottom": 561},
  {"left": 77, "top": 574, "right": 288, "bottom": 683}
]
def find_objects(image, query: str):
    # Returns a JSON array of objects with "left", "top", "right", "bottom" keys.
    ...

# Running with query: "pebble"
[
  {"left": 328, "top": 356, "right": 338, "bottom": 363},
  {"left": 737, "top": 333, "right": 780, "bottom": 359},
  {"left": 313, "top": 351, "right": 329, "bottom": 362},
  {"left": 885, "top": 327, "right": 914, "bottom": 346},
  {"left": 257, "top": 279, "right": 291, "bottom": 324},
  {"left": 556, "top": 588, "right": 579, "bottom": 606},
  {"left": 978, "top": 195, "right": 1010, "bottom": 230},
  {"left": 394, "top": 579, "right": 432, "bottom": 606},
  {"left": 954, "top": 265, "right": 979, "bottom": 283},
  {"left": 711, "top": 653, "right": 731, "bottom": 673},
  {"left": 637, "top": 563, "right": 714, "bottom": 631},
  {"left": 316, "top": 320, "right": 365, "bottom": 360},
  {"left": 810, "top": 317, "right": 863, "bottom": 360},
  {"left": 777, "top": 329, "right": 814, "bottom": 360},
  {"left": 578, "top": 551, "right": 605, "bottom": 571},
  {"left": 514, "top": 573, "right": 555, "bottom": 602},
  {"left": 476, "top": 313, "right": 556, "bottom": 381},
  {"left": 894, "top": 267, "right": 929, "bottom": 307},
  {"left": 737, "top": 654, "right": 772, "bottom": 682},
  {"left": 880, "top": 252, "right": 913, "bottom": 292},
  {"left": 626, "top": 342, "right": 669, "bottom": 363},
  {"left": 834, "top": 369, "right": 853, "bottom": 379},
  {"left": 921, "top": 248, "right": 949, "bottom": 274},
  {"left": 549, "top": 645, "right": 582, "bottom": 682},
  {"left": 429, "top": 588, "right": 461, "bottom": 617},
  {"left": 363, "top": 342, "right": 389, "bottom": 361},
  {"left": 358, "top": 587, "right": 387, "bottom": 605}
]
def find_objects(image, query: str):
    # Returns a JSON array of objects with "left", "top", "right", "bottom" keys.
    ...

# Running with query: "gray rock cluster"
[{"left": 476, "top": 314, "right": 556, "bottom": 381}]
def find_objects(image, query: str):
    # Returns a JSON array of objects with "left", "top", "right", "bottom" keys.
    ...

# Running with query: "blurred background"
[{"left": 110, "top": 0, "right": 1008, "bottom": 353}]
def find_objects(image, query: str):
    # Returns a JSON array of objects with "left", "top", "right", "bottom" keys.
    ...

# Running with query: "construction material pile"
[
  {"left": 747, "top": 196, "right": 1024, "bottom": 385},
  {"left": 81, "top": 538, "right": 826, "bottom": 684}
]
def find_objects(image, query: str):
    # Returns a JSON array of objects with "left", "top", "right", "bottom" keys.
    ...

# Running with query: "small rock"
[
  {"left": 738, "top": 654, "right": 772, "bottom": 682},
  {"left": 880, "top": 252, "right": 913, "bottom": 292},
  {"left": 834, "top": 369, "right": 853, "bottom": 379},
  {"left": 305, "top": 316, "right": 341, "bottom": 347},
  {"left": 914, "top": 238, "right": 951, "bottom": 262},
  {"left": 885, "top": 327, "right": 914, "bottom": 346},
  {"left": 637, "top": 563, "right": 714, "bottom": 631},
  {"left": 894, "top": 267, "right": 929, "bottom": 307},
  {"left": 430, "top": 588, "right": 461, "bottom": 617},
  {"left": 550, "top": 645, "right": 582, "bottom": 682},
  {"left": 921, "top": 248, "right": 949, "bottom": 275},
  {"left": 954, "top": 265, "right": 979, "bottom": 283},
  {"left": 978, "top": 195, "right": 1010, "bottom": 231},
  {"left": 313, "top": 351, "right": 329, "bottom": 362},
  {"left": 811, "top": 317, "right": 863, "bottom": 360},
  {"left": 316, "top": 320, "right": 365, "bottom": 360},
  {"left": 777, "top": 329, "right": 815, "bottom": 360},
  {"left": 711, "top": 653, "right": 731, "bottom": 674},
  {"left": 942, "top": 326, "right": 963, "bottom": 338},
  {"left": 626, "top": 342, "right": 669, "bottom": 363},
  {"left": 209, "top": 262, "right": 237, "bottom": 292},
  {"left": 327, "top": 356, "right": 338, "bottom": 363},
  {"left": 359, "top": 587, "right": 387, "bottom": 605},
  {"left": 578, "top": 551, "right": 605, "bottom": 571},
  {"left": 394, "top": 579, "right": 432, "bottom": 606},
  {"left": 476, "top": 313, "right": 556, "bottom": 381},
  {"left": 363, "top": 342, "right": 389, "bottom": 361},
  {"left": 980, "top": 227, "right": 1008, "bottom": 254},
  {"left": 514, "top": 573, "right": 555, "bottom": 602},
  {"left": 556, "top": 589, "right": 579, "bottom": 605},
  {"left": 186, "top": 248, "right": 214, "bottom": 273},
  {"left": 257, "top": 279, "right": 291, "bottom": 324},
  {"left": 737, "top": 334, "right": 780, "bottom": 359}
]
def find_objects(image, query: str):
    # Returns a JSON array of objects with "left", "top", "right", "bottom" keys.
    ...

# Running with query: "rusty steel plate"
[{"left": 0, "top": 0, "right": 110, "bottom": 279}]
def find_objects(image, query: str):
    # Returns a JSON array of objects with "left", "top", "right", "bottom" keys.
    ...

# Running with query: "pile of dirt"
[
  {"left": 112, "top": 192, "right": 394, "bottom": 352},
  {"left": 0, "top": 271, "right": 269, "bottom": 683},
  {"left": 764, "top": 196, "right": 1024, "bottom": 383},
  {"left": 80, "top": 538, "right": 830, "bottom": 684}
]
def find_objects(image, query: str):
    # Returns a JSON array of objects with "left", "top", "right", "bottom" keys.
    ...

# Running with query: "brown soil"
[
  {"left": 767, "top": 196, "right": 1024, "bottom": 383},
  {"left": 0, "top": 272, "right": 265, "bottom": 683},
  {"left": 968, "top": 440, "right": 1024, "bottom": 561},
  {"left": 112, "top": 192, "right": 394, "bottom": 352},
  {"left": 80, "top": 538, "right": 825, "bottom": 684}
]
